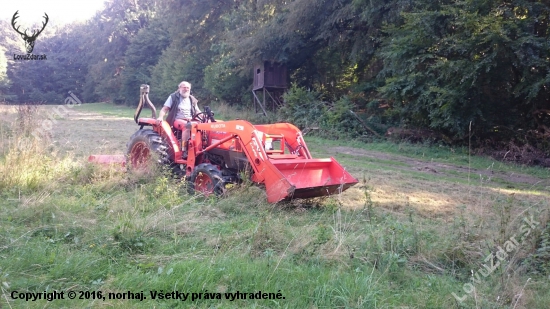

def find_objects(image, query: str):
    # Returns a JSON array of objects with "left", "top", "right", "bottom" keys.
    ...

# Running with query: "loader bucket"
[{"left": 266, "top": 157, "right": 358, "bottom": 202}]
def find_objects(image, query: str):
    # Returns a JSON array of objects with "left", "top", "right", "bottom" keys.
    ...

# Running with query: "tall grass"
[
  {"left": 0, "top": 104, "right": 78, "bottom": 192},
  {"left": 2, "top": 103, "right": 549, "bottom": 308}
]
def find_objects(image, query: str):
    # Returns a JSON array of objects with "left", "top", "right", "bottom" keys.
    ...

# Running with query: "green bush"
[
  {"left": 277, "top": 83, "right": 325, "bottom": 130},
  {"left": 319, "top": 96, "right": 364, "bottom": 138},
  {"left": 278, "top": 85, "right": 369, "bottom": 139}
]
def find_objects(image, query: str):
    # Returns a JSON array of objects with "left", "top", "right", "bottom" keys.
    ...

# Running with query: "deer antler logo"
[{"left": 11, "top": 11, "right": 49, "bottom": 54}]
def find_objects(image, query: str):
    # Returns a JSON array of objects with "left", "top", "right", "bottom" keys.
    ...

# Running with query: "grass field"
[{"left": 0, "top": 102, "right": 549, "bottom": 308}]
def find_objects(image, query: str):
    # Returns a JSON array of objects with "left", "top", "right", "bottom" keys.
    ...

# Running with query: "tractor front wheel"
[{"left": 188, "top": 163, "right": 226, "bottom": 197}]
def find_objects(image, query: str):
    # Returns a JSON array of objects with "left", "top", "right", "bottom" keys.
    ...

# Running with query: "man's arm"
[
  {"left": 157, "top": 106, "right": 169, "bottom": 121},
  {"left": 157, "top": 96, "right": 173, "bottom": 121},
  {"left": 192, "top": 96, "right": 201, "bottom": 114}
]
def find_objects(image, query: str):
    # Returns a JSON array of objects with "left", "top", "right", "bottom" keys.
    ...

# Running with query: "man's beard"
[{"left": 180, "top": 91, "right": 191, "bottom": 99}]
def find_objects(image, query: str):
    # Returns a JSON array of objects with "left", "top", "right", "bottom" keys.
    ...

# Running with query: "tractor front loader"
[{"left": 94, "top": 84, "right": 358, "bottom": 203}]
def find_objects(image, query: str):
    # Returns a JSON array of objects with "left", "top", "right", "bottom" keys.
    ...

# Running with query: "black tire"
[
  {"left": 126, "top": 129, "right": 182, "bottom": 175},
  {"left": 187, "top": 163, "right": 226, "bottom": 197}
]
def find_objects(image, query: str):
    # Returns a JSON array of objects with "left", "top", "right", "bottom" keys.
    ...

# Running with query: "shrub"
[{"left": 277, "top": 83, "right": 325, "bottom": 130}]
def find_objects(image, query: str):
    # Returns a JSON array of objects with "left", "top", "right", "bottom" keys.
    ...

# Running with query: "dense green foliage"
[
  {"left": 1, "top": 0, "right": 550, "bottom": 147},
  {"left": 378, "top": 0, "right": 550, "bottom": 142}
]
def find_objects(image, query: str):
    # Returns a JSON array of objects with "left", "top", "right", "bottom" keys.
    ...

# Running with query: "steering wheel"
[{"left": 192, "top": 112, "right": 206, "bottom": 123}]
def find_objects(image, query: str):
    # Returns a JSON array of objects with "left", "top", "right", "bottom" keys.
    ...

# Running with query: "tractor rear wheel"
[
  {"left": 187, "top": 163, "right": 226, "bottom": 197},
  {"left": 126, "top": 129, "right": 172, "bottom": 171}
]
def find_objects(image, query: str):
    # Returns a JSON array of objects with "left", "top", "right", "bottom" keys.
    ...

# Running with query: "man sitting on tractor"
[{"left": 157, "top": 81, "right": 201, "bottom": 158}]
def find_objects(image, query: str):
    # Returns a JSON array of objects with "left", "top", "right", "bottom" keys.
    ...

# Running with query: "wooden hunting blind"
[
  {"left": 252, "top": 61, "right": 287, "bottom": 116},
  {"left": 253, "top": 62, "right": 287, "bottom": 90}
]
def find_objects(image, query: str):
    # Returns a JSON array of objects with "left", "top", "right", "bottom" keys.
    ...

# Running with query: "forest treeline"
[{"left": 1, "top": 0, "right": 549, "bottom": 154}]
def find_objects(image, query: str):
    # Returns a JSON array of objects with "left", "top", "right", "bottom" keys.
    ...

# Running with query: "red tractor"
[{"left": 105, "top": 85, "right": 358, "bottom": 203}]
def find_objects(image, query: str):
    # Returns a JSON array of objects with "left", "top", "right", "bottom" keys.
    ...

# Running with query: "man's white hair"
[{"left": 178, "top": 81, "right": 191, "bottom": 88}]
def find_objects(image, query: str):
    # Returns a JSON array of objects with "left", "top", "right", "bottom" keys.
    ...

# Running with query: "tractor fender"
[
  {"left": 138, "top": 118, "right": 182, "bottom": 161},
  {"left": 137, "top": 118, "right": 157, "bottom": 126}
]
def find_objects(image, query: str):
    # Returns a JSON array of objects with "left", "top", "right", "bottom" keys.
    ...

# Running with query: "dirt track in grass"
[{"left": 327, "top": 146, "right": 546, "bottom": 186}]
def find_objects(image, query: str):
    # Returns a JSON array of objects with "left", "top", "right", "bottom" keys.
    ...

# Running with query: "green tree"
[
  {"left": 377, "top": 0, "right": 550, "bottom": 141},
  {"left": 82, "top": 0, "right": 157, "bottom": 103},
  {"left": 150, "top": 0, "right": 245, "bottom": 105},
  {"left": 119, "top": 19, "right": 170, "bottom": 105},
  {"left": 0, "top": 46, "right": 13, "bottom": 101}
]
